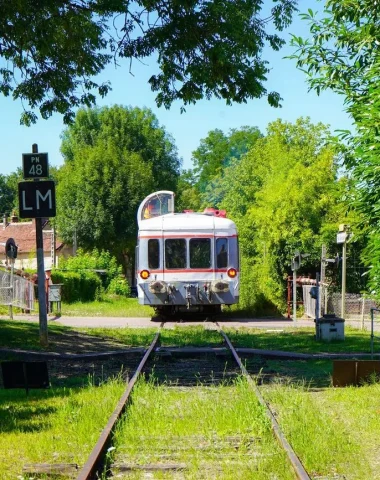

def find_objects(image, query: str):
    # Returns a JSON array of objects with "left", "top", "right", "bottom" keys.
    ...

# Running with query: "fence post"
[
  {"left": 8, "top": 259, "right": 14, "bottom": 319},
  {"left": 361, "top": 295, "right": 365, "bottom": 331}
]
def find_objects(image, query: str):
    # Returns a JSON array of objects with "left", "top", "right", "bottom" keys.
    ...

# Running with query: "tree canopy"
[
  {"left": 176, "top": 125, "right": 262, "bottom": 211},
  {"left": 1, "top": 0, "right": 297, "bottom": 125},
  {"left": 56, "top": 105, "right": 180, "bottom": 269},
  {"left": 218, "top": 118, "right": 344, "bottom": 312},
  {"left": 291, "top": 1, "right": 380, "bottom": 295}
]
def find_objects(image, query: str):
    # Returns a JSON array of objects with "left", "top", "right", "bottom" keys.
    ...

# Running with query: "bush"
[
  {"left": 51, "top": 270, "right": 102, "bottom": 303},
  {"left": 107, "top": 277, "right": 131, "bottom": 296}
]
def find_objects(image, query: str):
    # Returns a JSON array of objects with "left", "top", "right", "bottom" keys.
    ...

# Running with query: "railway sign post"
[{"left": 18, "top": 144, "right": 55, "bottom": 346}]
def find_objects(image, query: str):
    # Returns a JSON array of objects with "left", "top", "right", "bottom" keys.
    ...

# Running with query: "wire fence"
[
  {"left": 0, "top": 269, "right": 35, "bottom": 310},
  {"left": 303, "top": 284, "right": 380, "bottom": 331}
]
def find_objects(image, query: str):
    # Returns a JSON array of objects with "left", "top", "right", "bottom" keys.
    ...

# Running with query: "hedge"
[{"left": 51, "top": 270, "right": 102, "bottom": 303}]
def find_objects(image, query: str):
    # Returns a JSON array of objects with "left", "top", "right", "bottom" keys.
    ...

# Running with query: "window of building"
[
  {"left": 216, "top": 238, "right": 228, "bottom": 268},
  {"left": 190, "top": 238, "right": 211, "bottom": 268},
  {"left": 148, "top": 239, "right": 160, "bottom": 269},
  {"left": 165, "top": 239, "right": 186, "bottom": 269}
]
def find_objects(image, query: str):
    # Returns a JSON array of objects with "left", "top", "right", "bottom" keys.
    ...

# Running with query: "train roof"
[{"left": 138, "top": 212, "right": 237, "bottom": 233}]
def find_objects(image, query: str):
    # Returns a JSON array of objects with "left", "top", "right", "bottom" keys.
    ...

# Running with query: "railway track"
[{"left": 23, "top": 321, "right": 311, "bottom": 480}]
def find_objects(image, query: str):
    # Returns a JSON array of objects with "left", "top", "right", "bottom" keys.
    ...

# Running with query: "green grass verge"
[
  {"left": 227, "top": 326, "right": 375, "bottom": 354},
  {"left": 0, "top": 320, "right": 377, "bottom": 355},
  {"left": 264, "top": 382, "right": 380, "bottom": 479},
  {"left": 0, "top": 319, "right": 158, "bottom": 351},
  {"left": 60, "top": 297, "right": 152, "bottom": 317},
  {"left": 0, "top": 319, "right": 70, "bottom": 351},
  {"left": 0, "top": 379, "right": 125, "bottom": 479},
  {"left": 111, "top": 377, "right": 294, "bottom": 479},
  {"left": 0, "top": 297, "right": 153, "bottom": 318}
]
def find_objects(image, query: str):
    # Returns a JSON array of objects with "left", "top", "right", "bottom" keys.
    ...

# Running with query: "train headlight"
[
  {"left": 227, "top": 268, "right": 237, "bottom": 278},
  {"left": 140, "top": 269, "right": 150, "bottom": 279}
]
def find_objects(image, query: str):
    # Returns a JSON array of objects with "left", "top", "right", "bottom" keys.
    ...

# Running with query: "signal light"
[
  {"left": 227, "top": 268, "right": 237, "bottom": 278},
  {"left": 140, "top": 270, "right": 150, "bottom": 279}
]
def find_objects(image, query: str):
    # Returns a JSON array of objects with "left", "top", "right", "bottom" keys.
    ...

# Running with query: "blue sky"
[{"left": 0, "top": 1, "right": 353, "bottom": 176}]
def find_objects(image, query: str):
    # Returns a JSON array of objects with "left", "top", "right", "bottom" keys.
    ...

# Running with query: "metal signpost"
[
  {"left": 291, "top": 250, "right": 310, "bottom": 322},
  {"left": 5, "top": 237, "right": 17, "bottom": 320},
  {"left": 18, "top": 144, "right": 56, "bottom": 346},
  {"left": 337, "top": 225, "right": 351, "bottom": 318}
]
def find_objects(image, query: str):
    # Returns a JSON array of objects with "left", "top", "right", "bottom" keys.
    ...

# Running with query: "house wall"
[{"left": 2, "top": 253, "right": 60, "bottom": 271}]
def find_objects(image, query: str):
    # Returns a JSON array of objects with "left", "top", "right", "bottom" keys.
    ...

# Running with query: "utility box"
[
  {"left": 48, "top": 284, "right": 63, "bottom": 313},
  {"left": 48, "top": 284, "right": 62, "bottom": 302},
  {"left": 316, "top": 314, "right": 345, "bottom": 341}
]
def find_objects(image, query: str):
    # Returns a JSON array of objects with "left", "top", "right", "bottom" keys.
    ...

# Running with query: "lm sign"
[{"left": 18, "top": 181, "right": 56, "bottom": 218}]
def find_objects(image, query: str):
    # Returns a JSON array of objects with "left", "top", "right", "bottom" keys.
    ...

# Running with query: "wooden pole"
[{"left": 33, "top": 143, "right": 48, "bottom": 346}]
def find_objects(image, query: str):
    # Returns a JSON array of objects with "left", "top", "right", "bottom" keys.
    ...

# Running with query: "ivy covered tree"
[{"left": 1, "top": 0, "right": 297, "bottom": 125}]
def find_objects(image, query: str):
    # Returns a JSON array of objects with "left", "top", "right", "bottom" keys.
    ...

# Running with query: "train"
[{"left": 136, "top": 191, "right": 239, "bottom": 320}]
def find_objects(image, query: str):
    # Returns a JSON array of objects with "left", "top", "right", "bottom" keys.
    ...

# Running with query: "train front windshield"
[{"left": 141, "top": 193, "right": 174, "bottom": 221}]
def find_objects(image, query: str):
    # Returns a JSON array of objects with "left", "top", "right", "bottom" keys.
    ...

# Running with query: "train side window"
[
  {"left": 165, "top": 239, "right": 186, "bottom": 269},
  {"left": 216, "top": 238, "right": 228, "bottom": 268},
  {"left": 148, "top": 239, "right": 160, "bottom": 269},
  {"left": 190, "top": 238, "right": 211, "bottom": 268}
]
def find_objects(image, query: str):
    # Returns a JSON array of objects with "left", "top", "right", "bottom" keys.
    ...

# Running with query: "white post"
[
  {"left": 361, "top": 295, "right": 365, "bottom": 331},
  {"left": 320, "top": 244, "right": 326, "bottom": 316},
  {"left": 9, "top": 258, "right": 14, "bottom": 320},
  {"left": 341, "top": 237, "right": 347, "bottom": 318}
]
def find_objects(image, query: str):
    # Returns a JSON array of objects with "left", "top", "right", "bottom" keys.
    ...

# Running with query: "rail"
[
  {"left": 76, "top": 323, "right": 163, "bottom": 480},
  {"left": 215, "top": 322, "right": 311, "bottom": 480}
]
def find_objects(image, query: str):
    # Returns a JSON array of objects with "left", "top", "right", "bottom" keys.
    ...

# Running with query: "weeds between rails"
[{"left": 66, "top": 321, "right": 310, "bottom": 480}]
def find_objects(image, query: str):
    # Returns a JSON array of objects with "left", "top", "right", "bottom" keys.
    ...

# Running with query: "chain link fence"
[
  {"left": 303, "top": 284, "right": 380, "bottom": 330},
  {"left": 0, "top": 268, "right": 35, "bottom": 310}
]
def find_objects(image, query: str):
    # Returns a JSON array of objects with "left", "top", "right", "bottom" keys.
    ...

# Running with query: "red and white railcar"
[{"left": 136, "top": 191, "right": 239, "bottom": 319}]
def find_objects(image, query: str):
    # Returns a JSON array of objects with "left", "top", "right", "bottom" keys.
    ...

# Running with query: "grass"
[
  {"left": 60, "top": 297, "right": 152, "bottom": 317},
  {"left": 0, "top": 296, "right": 153, "bottom": 318},
  {"left": 226, "top": 326, "right": 375, "bottom": 354},
  {"left": 111, "top": 377, "right": 294, "bottom": 479},
  {"left": 263, "top": 381, "right": 380, "bottom": 479},
  {"left": 0, "top": 319, "right": 158, "bottom": 351},
  {"left": 1, "top": 319, "right": 378, "bottom": 356},
  {"left": 0, "top": 319, "right": 71, "bottom": 351},
  {"left": 0, "top": 378, "right": 125, "bottom": 480}
]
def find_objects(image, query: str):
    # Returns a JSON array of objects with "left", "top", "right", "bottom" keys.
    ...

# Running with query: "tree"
[
  {"left": 0, "top": 174, "right": 15, "bottom": 216},
  {"left": 290, "top": 1, "right": 380, "bottom": 295},
  {"left": 1, "top": 1, "right": 297, "bottom": 125},
  {"left": 56, "top": 105, "right": 181, "bottom": 272},
  {"left": 191, "top": 126, "right": 262, "bottom": 194},
  {"left": 218, "top": 118, "right": 345, "bottom": 312}
]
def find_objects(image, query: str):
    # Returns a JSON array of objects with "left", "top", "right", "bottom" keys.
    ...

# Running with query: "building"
[{"left": 0, "top": 213, "right": 65, "bottom": 270}]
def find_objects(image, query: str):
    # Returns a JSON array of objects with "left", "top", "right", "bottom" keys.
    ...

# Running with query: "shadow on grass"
[
  {"left": 143, "top": 353, "right": 332, "bottom": 390},
  {"left": 0, "top": 319, "right": 155, "bottom": 353},
  {"left": 244, "top": 357, "right": 333, "bottom": 388},
  {"left": 226, "top": 327, "right": 373, "bottom": 354},
  {"left": 0, "top": 401, "right": 57, "bottom": 433}
]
